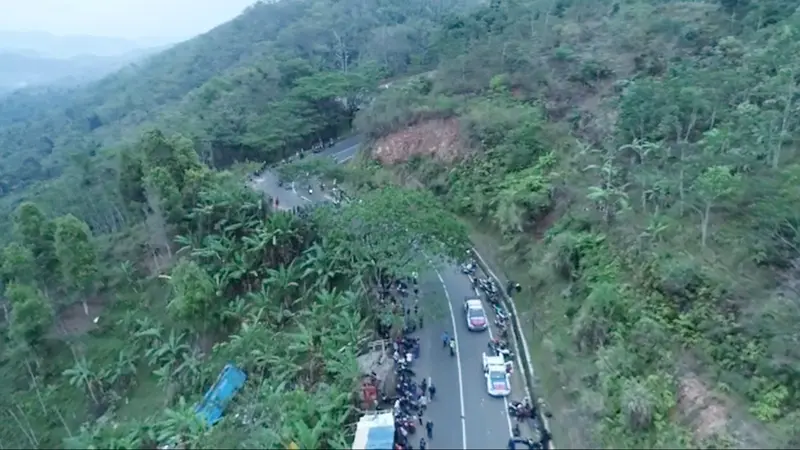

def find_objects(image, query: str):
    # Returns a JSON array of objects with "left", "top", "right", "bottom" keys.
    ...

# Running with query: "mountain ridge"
[{"left": 0, "top": 29, "right": 179, "bottom": 58}]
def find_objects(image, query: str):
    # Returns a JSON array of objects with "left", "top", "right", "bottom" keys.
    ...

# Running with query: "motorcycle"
[
  {"left": 493, "top": 304, "right": 510, "bottom": 320},
  {"left": 496, "top": 320, "right": 510, "bottom": 338},
  {"left": 508, "top": 399, "right": 535, "bottom": 419},
  {"left": 488, "top": 338, "right": 514, "bottom": 360},
  {"left": 395, "top": 415, "right": 417, "bottom": 434},
  {"left": 460, "top": 260, "right": 477, "bottom": 275}
]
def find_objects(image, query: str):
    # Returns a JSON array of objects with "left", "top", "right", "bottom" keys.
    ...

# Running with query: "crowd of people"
[{"left": 387, "top": 275, "right": 439, "bottom": 450}]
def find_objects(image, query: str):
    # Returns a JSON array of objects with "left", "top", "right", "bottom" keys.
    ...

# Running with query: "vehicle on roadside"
[
  {"left": 195, "top": 363, "right": 247, "bottom": 426},
  {"left": 463, "top": 298, "right": 488, "bottom": 331},
  {"left": 482, "top": 353, "right": 511, "bottom": 397}
]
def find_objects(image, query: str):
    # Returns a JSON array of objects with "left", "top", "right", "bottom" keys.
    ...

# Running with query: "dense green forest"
[
  {"left": 0, "top": 0, "right": 474, "bottom": 236},
  {"left": 353, "top": 0, "right": 800, "bottom": 447},
  {"left": 3, "top": 0, "right": 800, "bottom": 447}
]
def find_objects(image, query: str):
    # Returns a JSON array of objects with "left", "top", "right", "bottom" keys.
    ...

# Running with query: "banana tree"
[
  {"left": 156, "top": 397, "right": 208, "bottom": 449},
  {"left": 173, "top": 347, "right": 206, "bottom": 392},
  {"left": 300, "top": 242, "right": 349, "bottom": 291},
  {"left": 100, "top": 348, "right": 139, "bottom": 391},
  {"left": 63, "top": 356, "right": 101, "bottom": 404},
  {"left": 132, "top": 320, "right": 164, "bottom": 355},
  {"left": 264, "top": 263, "right": 303, "bottom": 311},
  {"left": 287, "top": 323, "right": 324, "bottom": 386},
  {"left": 146, "top": 329, "right": 190, "bottom": 368}
]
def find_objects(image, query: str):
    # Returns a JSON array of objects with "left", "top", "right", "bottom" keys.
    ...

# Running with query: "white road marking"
[
  {"left": 436, "top": 270, "right": 468, "bottom": 450},
  {"left": 291, "top": 181, "right": 297, "bottom": 194},
  {"left": 475, "top": 286, "right": 515, "bottom": 437},
  {"left": 339, "top": 154, "right": 354, "bottom": 163},
  {"left": 301, "top": 196, "right": 312, "bottom": 202},
  {"left": 332, "top": 144, "right": 358, "bottom": 158}
]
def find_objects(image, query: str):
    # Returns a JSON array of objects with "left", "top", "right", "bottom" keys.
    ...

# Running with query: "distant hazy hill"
[
  {"left": 0, "top": 46, "right": 169, "bottom": 92},
  {"left": 0, "top": 30, "right": 175, "bottom": 58}
]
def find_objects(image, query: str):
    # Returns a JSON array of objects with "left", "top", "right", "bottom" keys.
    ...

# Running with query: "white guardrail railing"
[{"left": 470, "top": 248, "right": 555, "bottom": 450}]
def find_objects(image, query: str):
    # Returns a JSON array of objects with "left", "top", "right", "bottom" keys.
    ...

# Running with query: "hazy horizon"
[{"left": 0, "top": 0, "right": 259, "bottom": 40}]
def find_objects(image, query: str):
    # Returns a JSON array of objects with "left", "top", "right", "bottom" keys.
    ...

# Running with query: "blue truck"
[{"left": 195, "top": 364, "right": 247, "bottom": 426}]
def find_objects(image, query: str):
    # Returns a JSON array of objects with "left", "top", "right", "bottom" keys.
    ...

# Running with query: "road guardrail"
[{"left": 470, "top": 248, "right": 555, "bottom": 450}]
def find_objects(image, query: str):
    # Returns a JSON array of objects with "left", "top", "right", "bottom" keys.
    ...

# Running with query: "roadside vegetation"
[
  {"left": 0, "top": 128, "right": 468, "bottom": 448},
  {"left": 353, "top": 0, "right": 800, "bottom": 448}
]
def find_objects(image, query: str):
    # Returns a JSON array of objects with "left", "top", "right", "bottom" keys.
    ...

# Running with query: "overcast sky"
[{"left": 0, "top": 0, "right": 259, "bottom": 40}]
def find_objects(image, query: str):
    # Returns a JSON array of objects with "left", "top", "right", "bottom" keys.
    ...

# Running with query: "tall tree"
[{"left": 54, "top": 215, "right": 98, "bottom": 315}]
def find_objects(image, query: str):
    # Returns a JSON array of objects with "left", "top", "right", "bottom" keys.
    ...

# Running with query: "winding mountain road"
[{"left": 250, "top": 138, "right": 527, "bottom": 450}]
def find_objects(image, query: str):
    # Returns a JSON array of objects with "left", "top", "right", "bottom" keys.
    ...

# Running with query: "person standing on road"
[
  {"left": 421, "top": 377, "right": 428, "bottom": 395},
  {"left": 441, "top": 331, "right": 450, "bottom": 348},
  {"left": 428, "top": 383, "right": 436, "bottom": 400},
  {"left": 419, "top": 437, "right": 427, "bottom": 450},
  {"left": 419, "top": 392, "right": 428, "bottom": 412},
  {"left": 425, "top": 420, "right": 433, "bottom": 439},
  {"left": 539, "top": 427, "right": 552, "bottom": 449}
]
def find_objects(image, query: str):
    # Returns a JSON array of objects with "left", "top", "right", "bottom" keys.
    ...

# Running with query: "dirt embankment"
[{"left": 372, "top": 118, "right": 464, "bottom": 164}]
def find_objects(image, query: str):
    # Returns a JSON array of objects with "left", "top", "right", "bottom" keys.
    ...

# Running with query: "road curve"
[{"left": 251, "top": 138, "right": 522, "bottom": 450}]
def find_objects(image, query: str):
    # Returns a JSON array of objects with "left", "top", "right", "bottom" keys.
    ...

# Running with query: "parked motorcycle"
[
  {"left": 460, "top": 260, "right": 477, "bottom": 275},
  {"left": 478, "top": 278, "right": 498, "bottom": 294},
  {"left": 488, "top": 338, "right": 515, "bottom": 361},
  {"left": 508, "top": 399, "right": 535, "bottom": 419},
  {"left": 494, "top": 304, "right": 512, "bottom": 321},
  {"left": 395, "top": 414, "right": 417, "bottom": 434}
]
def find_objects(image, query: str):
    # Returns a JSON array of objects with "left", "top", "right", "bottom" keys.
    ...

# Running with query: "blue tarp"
[
  {"left": 352, "top": 411, "right": 395, "bottom": 449},
  {"left": 365, "top": 425, "right": 395, "bottom": 449}
]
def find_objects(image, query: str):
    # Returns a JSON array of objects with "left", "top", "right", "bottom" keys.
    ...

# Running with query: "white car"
[
  {"left": 482, "top": 353, "right": 511, "bottom": 397},
  {"left": 463, "top": 298, "right": 488, "bottom": 331}
]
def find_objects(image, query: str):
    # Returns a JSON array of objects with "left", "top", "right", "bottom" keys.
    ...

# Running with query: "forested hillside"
[
  {"left": 0, "top": 0, "right": 478, "bottom": 448},
  {"left": 4, "top": 0, "right": 800, "bottom": 447},
  {"left": 354, "top": 0, "right": 800, "bottom": 447},
  {"left": 0, "top": 0, "right": 472, "bottom": 237}
]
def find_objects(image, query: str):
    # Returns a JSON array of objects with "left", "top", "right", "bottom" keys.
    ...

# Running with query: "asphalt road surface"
[
  {"left": 250, "top": 136, "right": 361, "bottom": 209},
  {"left": 250, "top": 137, "right": 527, "bottom": 449}
]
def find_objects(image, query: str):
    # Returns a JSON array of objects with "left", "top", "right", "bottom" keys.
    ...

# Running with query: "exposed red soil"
[{"left": 373, "top": 118, "right": 463, "bottom": 164}]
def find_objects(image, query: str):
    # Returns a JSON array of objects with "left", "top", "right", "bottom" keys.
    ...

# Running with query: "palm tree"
[{"left": 63, "top": 356, "right": 100, "bottom": 404}]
